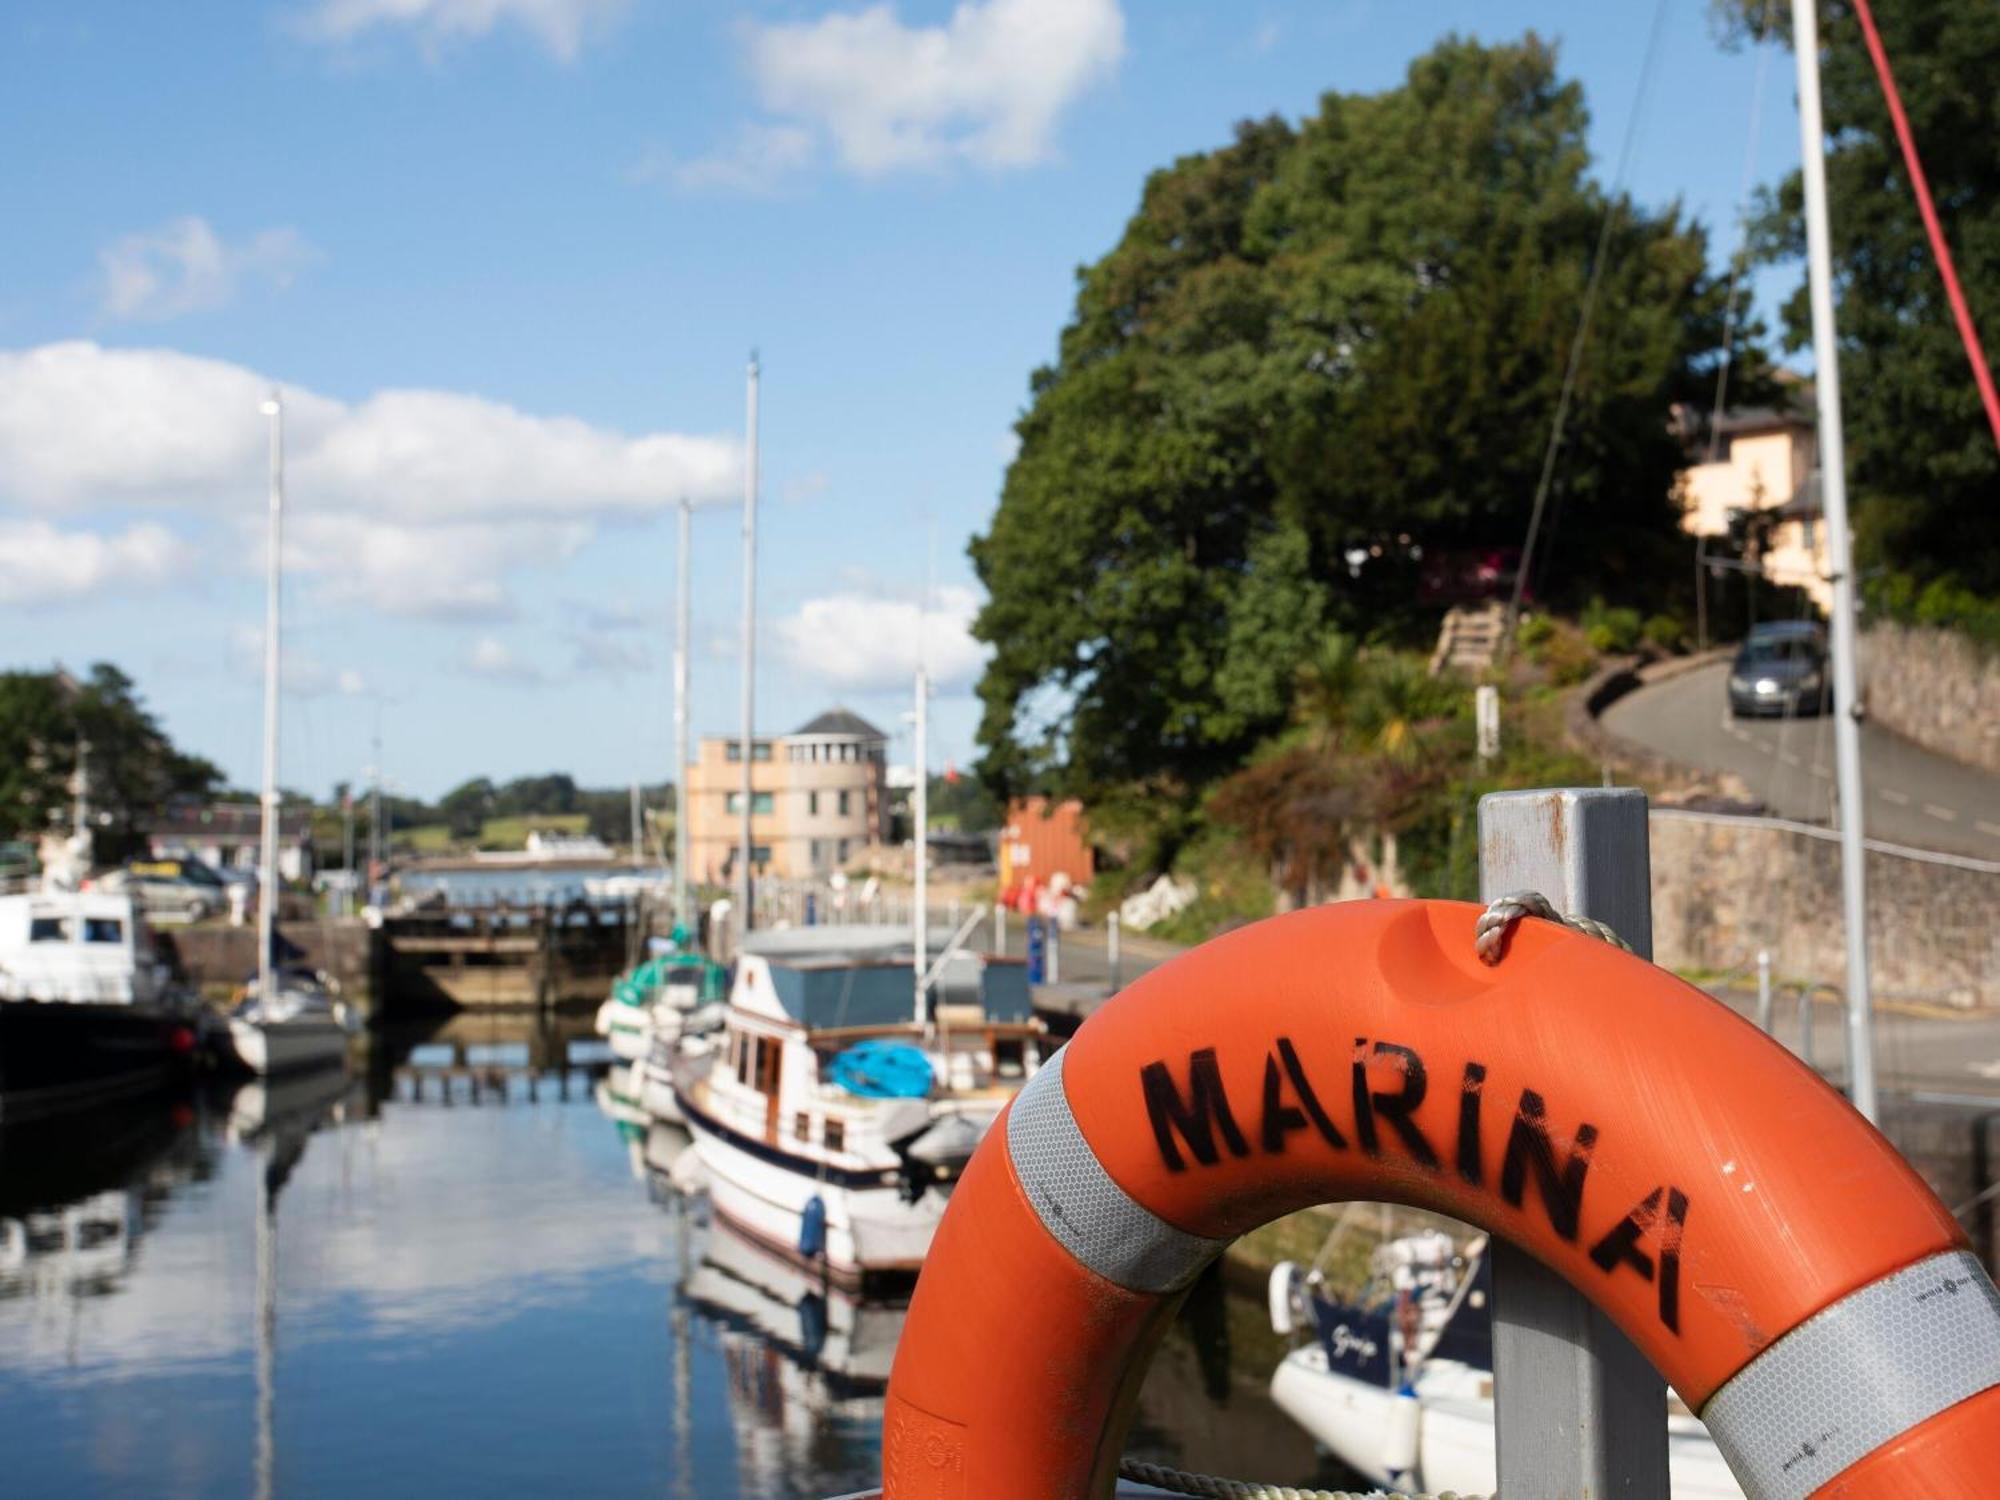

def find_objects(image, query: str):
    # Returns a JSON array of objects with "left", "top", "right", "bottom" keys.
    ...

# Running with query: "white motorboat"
[
  {"left": 0, "top": 773, "right": 200, "bottom": 1117},
  {"left": 673, "top": 924, "right": 1044, "bottom": 1289},
  {"left": 226, "top": 970, "right": 351, "bottom": 1076},
  {"left": 1267, "top": 1227, "right": 1743, "bottom": 1497}
]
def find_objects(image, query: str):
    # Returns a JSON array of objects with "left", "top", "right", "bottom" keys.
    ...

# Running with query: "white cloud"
[
  {"left": 630, "top": 124, "right": 817, "bottom": 195},
  {"left": 457, "top": 636, "right": 544, "bottom": 682},
  {"left": 0, "top": 341, "right": 738, "bottom": 616},
  {"left": 742, "top": 0, "right": 1124, "bottom": 175},
  {"left": 98, "top": 217, "right": 319, "bottom": 323},
  {"left": 225, "top": 621, "right": 367, "bottom": 697},
  {"left": 569, "top": 633, "right": 651, "bottom": 677},
  {"left": 774, "top": 584, "right": 987, "bottom": 692},
  {"left": 285, "top": 512, "right": 593, "bottom": 620},
  {"left": 0, "top": 519, "right": 191, "bottom": 606},
  {"left": 299, "top": 0, "right": 627, "bottom": 60},
  {"left": 780, "top": 469, "right": 830, "bottom": 505}
]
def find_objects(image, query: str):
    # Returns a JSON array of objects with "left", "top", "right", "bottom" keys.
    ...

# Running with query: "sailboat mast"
[
  {"left": 258, "top": 391, "right": 284, "bottom": 1009},
  {"left": 738, "top": 355, "right": 759, "bottom": 936},
  {"left": 674, "top": 496, "right": 693, "bottom": 935},
  {"left": 1790, "top": 0, "right": 1877, "bottom": 1121}
]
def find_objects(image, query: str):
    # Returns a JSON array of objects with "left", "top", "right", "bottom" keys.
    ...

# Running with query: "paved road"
[{"left": 1601, "top": 660, "right": 2000, "bottom": 860}]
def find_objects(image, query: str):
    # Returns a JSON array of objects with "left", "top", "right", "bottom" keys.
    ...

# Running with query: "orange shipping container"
[{"left": 997, "top": 797, "right": 1093, "bottom": 902}]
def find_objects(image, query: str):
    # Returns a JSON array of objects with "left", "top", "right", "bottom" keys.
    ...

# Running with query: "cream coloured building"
[
  {"left": 1675, "top": 390, "right": 1832, "bottom": 612},
  {"left": 683, "top": 709, "right": 890, "bottom": 884}
]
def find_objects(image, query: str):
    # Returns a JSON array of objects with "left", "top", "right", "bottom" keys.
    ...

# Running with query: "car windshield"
[{"left": 1741, "top": 637, "right": 1818, "bottom": 664}]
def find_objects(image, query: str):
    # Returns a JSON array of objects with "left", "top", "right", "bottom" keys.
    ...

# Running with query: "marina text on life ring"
[{"left": 879, "top": 899, "right": 2000, "bottom": 1499}]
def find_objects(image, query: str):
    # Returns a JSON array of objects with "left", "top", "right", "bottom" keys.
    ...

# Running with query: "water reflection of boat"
[
  {"left": 681, "top": 1216, "right": 902, "bottom": 1498},
  {"left": 224, "top": 1064, "right": 361, "bottom": 1144},
  {"left": 683, "top": 1215, "right": 908, "bottom": 1388},
  {"left": 1267, "top": 1226, "right": 1742, "bottom": 1497},
  {"left": 0, "top": 1090, "right": 200, "bottom": 1301}
]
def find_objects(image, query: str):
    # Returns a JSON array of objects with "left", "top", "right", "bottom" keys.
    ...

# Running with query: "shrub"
[
  {"left": 1580, "top": 597, "right": 1643, "bottom": 655},
  {"left": 1641, "top": 613, "right": 1685, "bottom": 653}
]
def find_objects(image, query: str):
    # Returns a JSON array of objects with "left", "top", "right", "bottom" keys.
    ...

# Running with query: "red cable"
[{"left": 1848, "top": 0, "right": 2000, "bottom": 456}]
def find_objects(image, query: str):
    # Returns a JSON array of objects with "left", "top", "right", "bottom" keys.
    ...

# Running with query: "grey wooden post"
[{"left": 1478, "top": 787, "right": 1668, "bottom": 1499}]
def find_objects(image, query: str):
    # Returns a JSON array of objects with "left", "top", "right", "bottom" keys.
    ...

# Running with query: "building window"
[
  {"left": 837, "top": 839, "right": 849, "bottom": 863},
  {"left": 794, "top": 1112, "right": 811, "bottom": 1142},
  {"left": 808, "top": 790, "right": 819, "bottom": 816},
  {"left": 724, "top": 792, "right": 774, "bottom": 815},
  {"left": 723, "top": 740, "right": 773, "bottom": 763},
  {"left": 824, "top": 1118, "right": 846, "bottom": 1153},
  {"left": 838, "top": 790, "right": 850, "bottom": 817}
]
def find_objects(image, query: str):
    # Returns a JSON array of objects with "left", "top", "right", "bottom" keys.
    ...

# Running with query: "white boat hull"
[
  {"left": 593, "top": 999, "right": 650, "bottom": 1064},
  {"left": 1271, "top": 1347, "right": 1744, "bottom": 1498},
  {"left": 679, "top": 1091, "right": 944, "bottom": 1287},
  {"left": 227, "top": 1015, "right": 348, "bottom": 1076}
]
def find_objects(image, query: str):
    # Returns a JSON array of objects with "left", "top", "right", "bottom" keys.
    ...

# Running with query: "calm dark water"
[{"left": 0, "top": 1020, "right": 1348, "bottom": 1499}]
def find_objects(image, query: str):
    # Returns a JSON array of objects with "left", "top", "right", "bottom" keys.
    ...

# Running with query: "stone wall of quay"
[
  {"left": 1648, "top": 809, "right": 2000, "bottom": 1009},
  {"left": 160, "top": 919, "right": 379, "bottom": 1010},
  {"left": 1863, "top": 622, "right": 2000, "bottom": 776}
]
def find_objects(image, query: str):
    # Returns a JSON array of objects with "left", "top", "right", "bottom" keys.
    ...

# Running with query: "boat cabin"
[
  {"left": 703, "top": 925, "right": 1044, "bottom": 1164},
  {"left": 0, "top": 891, "right": 167, "bottom": 1005}
]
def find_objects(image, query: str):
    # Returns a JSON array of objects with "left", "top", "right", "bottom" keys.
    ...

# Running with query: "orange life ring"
[{"left": 880, "top": 899, "right": 2000, "bottom": 1498}]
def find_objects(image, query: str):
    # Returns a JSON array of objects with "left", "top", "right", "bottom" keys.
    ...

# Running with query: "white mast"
[
  {"left": 1790, "top": 0, "right": 1877, "bottom": 1121},
  {"left": 737, "top": 355, "right": 760, "bottom": 935},
  {"left": 257, "top": 390, "right": 284, "bottom": 1009},
  {"left": 673, "top": 496, "right": 693, "bottom": 936},
  {"left": 912, "top": 660, "right": 928, "bottom": 1026}
]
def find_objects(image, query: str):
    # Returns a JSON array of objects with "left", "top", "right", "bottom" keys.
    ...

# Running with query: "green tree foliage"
[
  {"left": 0, "top": 664, "right": 222, "bottom": 858},
  {"left": 1719, "top": 0, "right": 2000, "bottom": 597},
  {"left": 972, "top": 35, "right": 1743, "bottom": 811}
]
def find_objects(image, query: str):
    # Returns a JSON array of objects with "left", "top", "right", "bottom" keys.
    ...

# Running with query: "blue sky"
[{"left": 0, "top": 0, "right": 1804, "bottom": 801}]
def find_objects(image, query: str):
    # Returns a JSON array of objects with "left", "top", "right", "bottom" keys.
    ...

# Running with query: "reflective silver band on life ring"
[
  {"left": 1005, "top": 1044, "right": 1225, "bottom": 1295},
  {"left": 1700, "top": 1249, "right": 2000, "bottom": 1499}
]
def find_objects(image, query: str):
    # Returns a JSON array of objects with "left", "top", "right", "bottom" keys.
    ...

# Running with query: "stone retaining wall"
[
  {"left": 158, "top": 919, "right": 379, "bottom": 1011},
  {"left": 1863, "top": 622, "right": 2000, "bottom": 775},
  {"left": 1648, "top": 810, "right": 2000, "bottom": 1008}
]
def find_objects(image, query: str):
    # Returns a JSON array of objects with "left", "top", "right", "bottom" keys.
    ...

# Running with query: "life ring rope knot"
[{"left": 1474, "top": 888, "right": 1632, "bottom": 965}]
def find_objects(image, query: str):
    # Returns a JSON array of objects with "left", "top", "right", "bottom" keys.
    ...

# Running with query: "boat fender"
[
  {"left": 877, "top": 899, "right": 2000, "bottom": 1499},
  {"left": 1381, "top": 1383, "right": 1421, "bottom": 1485},
  {"left": 799, "top": 1193, "right": 827, "bottom": 1260},
  {"left": 1267, "top": 1261, "right": 1303, "bottom": 1338}
]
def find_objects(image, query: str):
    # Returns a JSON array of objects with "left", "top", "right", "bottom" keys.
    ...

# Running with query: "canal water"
[{"left": 0, "top": 1018, "right": 1352, "bottom": 1499}]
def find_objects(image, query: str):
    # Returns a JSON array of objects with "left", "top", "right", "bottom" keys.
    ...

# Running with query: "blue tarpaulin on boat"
[{"left": 827, "top": 1040, "right": 934, "bottom": 1099}]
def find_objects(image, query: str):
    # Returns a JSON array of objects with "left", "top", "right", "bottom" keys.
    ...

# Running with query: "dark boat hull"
[{"left": 0, "top": 1001, "right": 193, "bottom": 1122}]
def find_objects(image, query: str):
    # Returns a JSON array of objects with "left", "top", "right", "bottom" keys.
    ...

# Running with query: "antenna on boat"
[
  {"left": 913, "top": 657, "right": 929, "bottom": 1029},
  {"left": 674, "top": 495, "right": 693, "bottom": 938},
  {"left": 913, "top": 521, "right": 937, "bottom": 1029},
  {"left": 1789, "top": 0, "right": 1877, "bottom": 1121},
  {"left": 257, "top": 388, "right": 284, "bottom": 1010}
]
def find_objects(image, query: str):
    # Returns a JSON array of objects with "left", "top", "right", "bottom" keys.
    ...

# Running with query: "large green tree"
[
  {"left": 971, "top": 35, "right": 1745, "bottom": 811},
  {"left": 0, "top": 664, "right": 222, "bottom": 858},
  {"left": 1723, "top": 0, "right": 2000, "bottom": 597}
]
